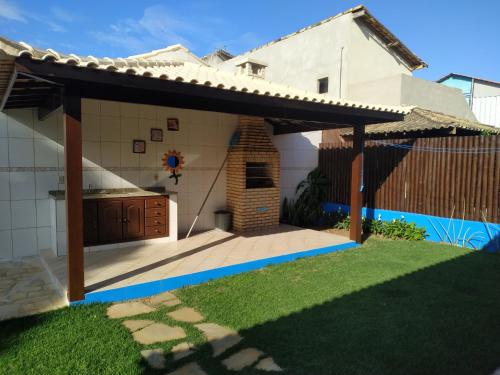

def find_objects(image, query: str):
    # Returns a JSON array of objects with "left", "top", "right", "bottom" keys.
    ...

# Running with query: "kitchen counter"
[{"left": 49, "top": 187, "right": 176, "bottom": 200}]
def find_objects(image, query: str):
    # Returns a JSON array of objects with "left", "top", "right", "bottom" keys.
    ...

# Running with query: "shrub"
[
  {"left": 325, "top": 210, "right": 426, "bottom": 241},
  {"left": 281, "top": 168, "right": 330, "bottom": 227}
]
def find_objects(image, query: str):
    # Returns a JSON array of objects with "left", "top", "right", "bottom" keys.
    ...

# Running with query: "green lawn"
[{"left": 1, "top": 238, "right": 499, "bottom": 375}]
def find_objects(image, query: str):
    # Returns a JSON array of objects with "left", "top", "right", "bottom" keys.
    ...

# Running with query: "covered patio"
[
  {"left": 41, "top": 225, "right": 355, "bottom": 303},
  {"left": 0, "top": 38, "right": 407, "bottom": 303}
]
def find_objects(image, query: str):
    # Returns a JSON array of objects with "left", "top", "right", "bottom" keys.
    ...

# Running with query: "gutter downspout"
[
  {"left": 339, "top": 46, "right": 344, "bottom": 98},
  {"left": 470, "top": 78, "right": 475, "bottom": 108}
]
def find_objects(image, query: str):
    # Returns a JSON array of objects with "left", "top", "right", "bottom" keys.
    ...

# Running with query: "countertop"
[{"left": 49, "top": 187, "right": 176, "bottom": 200}]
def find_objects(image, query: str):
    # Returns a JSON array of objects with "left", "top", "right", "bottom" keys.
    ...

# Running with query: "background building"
[{"left": 438, "top": 73, "right": 500, "bottom": 127}]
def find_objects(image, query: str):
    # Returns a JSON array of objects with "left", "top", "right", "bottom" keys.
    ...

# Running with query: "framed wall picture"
[
  {"left": 150, "top": 128, "right": 163, "bottom": 142},
  {"left": 167, "top": 118, "right": 179, "bottom": 131},
  {"left": 133, "top": 139, "right": 146, "bottom": 154}
]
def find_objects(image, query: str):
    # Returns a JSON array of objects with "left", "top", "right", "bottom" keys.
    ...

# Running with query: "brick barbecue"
[{"left": 227, "top": 116, "right": 280, "bottom": 231}]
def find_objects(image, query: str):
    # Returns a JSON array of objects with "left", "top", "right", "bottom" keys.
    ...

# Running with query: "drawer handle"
[{"left": 156, "top": 202, "right": 161, "bottom": 206}]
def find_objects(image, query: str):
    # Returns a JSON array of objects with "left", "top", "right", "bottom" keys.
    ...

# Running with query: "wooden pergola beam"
[
  {"left": 63, "top": 93, "right": 84, "bottom": 302},
  {"left": 350, "top": 124, "right": 365, "bottom": 243}
]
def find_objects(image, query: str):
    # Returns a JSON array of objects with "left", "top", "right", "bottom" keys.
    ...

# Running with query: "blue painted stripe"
[
  {"left": 323, "top": 202, "right": 499, "bottom": 251},
  {"left": 70, "top": 241, "right": 358, "bottom": 305}
]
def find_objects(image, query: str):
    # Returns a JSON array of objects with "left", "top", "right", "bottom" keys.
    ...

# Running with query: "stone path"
[
  {"left": 168, "top": 307, "right": 204, "bottom": 323},
  {"left": 0, "top": 258, "right": 66, "bottom": 321},
  {"left": 172, "top": 342, "right": 196, "bottom": 361},
  {"left": 133, "top": 323, "right": 186, "bottom": 345},
  {"left": 255, "top": 357, "right": 283, "bottom": 371},
  {"left": 141, "top": 348, "right": 166, "bottom": 369},
  {"left": 107, "top": 301, "right": 154, "bottom": 319},
  {"left": 222, "top": 348, "right": 264, "bottom": 371},
  {"left": 106, "top": 291, "right": 283, "bottom": 373},
  {"left": 166, "top": 362, "right": 207, "bottom": 375},
  {"left": 194, "top": 323, "right": 243, "bottom": 357}
]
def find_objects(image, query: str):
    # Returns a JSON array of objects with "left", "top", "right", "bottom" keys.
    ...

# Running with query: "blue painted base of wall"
[
  {"left": 323, "top": 202, "right": 500, "bottom": 252},
  {"left": 71, "top": 241, "right": 358, "bottom": 305}
]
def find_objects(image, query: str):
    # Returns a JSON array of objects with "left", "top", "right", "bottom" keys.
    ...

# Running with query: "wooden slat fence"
[{"left": 318, "top": 135, "right": 500, "bottom": 223}]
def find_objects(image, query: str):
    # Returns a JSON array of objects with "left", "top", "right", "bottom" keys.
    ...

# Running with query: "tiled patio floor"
[
  {"left": 0, "top": 258, "right": 67, "bottom": 321},
  {"left": 42, "top": 225, "right": 353, "bottom": 301}
]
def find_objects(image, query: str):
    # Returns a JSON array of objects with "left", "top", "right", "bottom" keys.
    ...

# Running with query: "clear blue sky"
[{"left": 0, "top": 0, "right": 498, "bottom": 81}]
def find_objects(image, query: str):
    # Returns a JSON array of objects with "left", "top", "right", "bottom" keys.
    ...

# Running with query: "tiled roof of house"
[
  {"left": 0, "top": 36, "right": 411, "bottom": 115},
  {"left": 340, "top": 107, "right": 500, "bottom": 136}
]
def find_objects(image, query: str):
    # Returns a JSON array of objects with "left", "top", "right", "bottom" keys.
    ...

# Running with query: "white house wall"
[
  {"left": 272, "top": 131, "right": 322, "bottom": 202},
  {"left": 472, "top": 96, "right": 500, "bottom": 127},
  {"left": 219, "top": 14, "right": 351, "bottom": 97},
  {"left": 0, "top": 100, "right": 238, "bottom": 260},
  {"left": 473, "top": 81, "right": 500, "bottom": 98},
  {"left": 346, "top": 19, "right": 412, "bottom": 89}
]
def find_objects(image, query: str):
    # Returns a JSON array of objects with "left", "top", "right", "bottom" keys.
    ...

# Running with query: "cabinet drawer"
[
  {"left": 145, "top": 207, "right": 166, "bottom": 218},
  {"left": 145, "top": 225, "right": 166, "bottom": 237},
  {"left": 145, "top": 216, "right": 166, "bottom": 227},
  {"left": 145, "top": 197, "right": 166, "bottom": 209}
]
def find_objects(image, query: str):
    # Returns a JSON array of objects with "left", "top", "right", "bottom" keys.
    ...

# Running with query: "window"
[
  {"left": 246, "top": 162, "right": 274, "bottom": 189},
  {"left": 318, "top": 77, "right": 329, "bottom": 94}
]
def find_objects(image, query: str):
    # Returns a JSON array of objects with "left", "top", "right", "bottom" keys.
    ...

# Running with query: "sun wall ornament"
[{"left": 162, "top": 150, "right": 185, "bottom": 185}]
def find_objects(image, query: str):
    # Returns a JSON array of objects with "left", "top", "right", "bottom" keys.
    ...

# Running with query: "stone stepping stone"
[
  {"left": 148, "top": 291, "right": 179, "bottom": 306},
  {"left": 255, "top": 357, "right": 283, "bottom": 372},
  {"left": 166, "top": 362, "right": 207, "bottom": 375},
  {"left": 164, "top": 299, "right": 182, "bottom": 307},
  {"left": 172, "top": 342, "right": 196, "bottom": 361},
  {"left": 123, "top": 319, "right": 154, "bottom": 332},
  {"left": 133, "top": 323, "right": 186, "bottom": 345},
  {"left": 222, "top": 348, "right": 264, "bottom": 371},
  {"left": 168, "top": 307, "right": 204, "bottom": 323},
  {"left": 107, "top": 301, "right": 154, "bottom": 319},
  {"left": 194, "top": 323, "right": 243, "bottom": 357},
  {"left": 140, "top": 348, "right": 165, "bottom": 370}
]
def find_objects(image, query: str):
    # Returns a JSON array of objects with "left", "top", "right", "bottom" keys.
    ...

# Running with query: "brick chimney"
[{"left": 227, "top": 116, "right": 280, "bottom": 231}]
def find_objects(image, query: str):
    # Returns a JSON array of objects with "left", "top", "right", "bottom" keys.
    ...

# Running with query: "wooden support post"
[
  {"left": 350, "top": 124, "right": 365, "bottom": 243},
  {"left": 63, "top": 94, "right": 84, "bottom": 302}
]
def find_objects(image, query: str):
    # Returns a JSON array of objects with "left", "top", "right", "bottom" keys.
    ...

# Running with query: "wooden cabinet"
[
  {"left": 123, "top": 199, "right": 145, "bottom": 240},
  {"left": 145, "top": 197, "right": 169, "bottom": 238},
  {"left": 98, "top": 200, "right": 123, "bottom": 243},
  {"left": 83, "top": 201, "right": 98, "bottom": 245},
  {"left": 83, "top": 195, "right": 168, "bottom": 246}
]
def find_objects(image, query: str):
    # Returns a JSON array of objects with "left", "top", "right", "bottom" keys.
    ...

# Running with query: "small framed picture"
[
  {"left": 132, "top": 139, "right": 146, "bottom": 154},
  {"left": 150, "top": 128, "right": 163, "bottom": 142},
  {"left": 167, "top": 118, "right": 179, "bottom": 131}
]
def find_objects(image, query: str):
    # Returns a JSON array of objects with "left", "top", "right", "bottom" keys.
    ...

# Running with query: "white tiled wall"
[{"left": 0, "top": 100, "right": 238, "bottom": 259}]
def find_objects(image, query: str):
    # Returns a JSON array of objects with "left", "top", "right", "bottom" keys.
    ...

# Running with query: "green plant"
[
  {"left": 428, "top": 204, "right": 486, "bottom": 249},
  {"left": 325, "top": 211, "right": 426, "bottom": 241},
  {"left": 282, "top": 197, "right": 301, "bottom": 227},
  {"left": 380, "top": 218, "right": 426, "bottom": 241},
  {"left": 281, "top": 168, "right": 330, "bottom": 226},
  {"left": 480, "top": 210, "right": 500, "bottom": 252}
]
